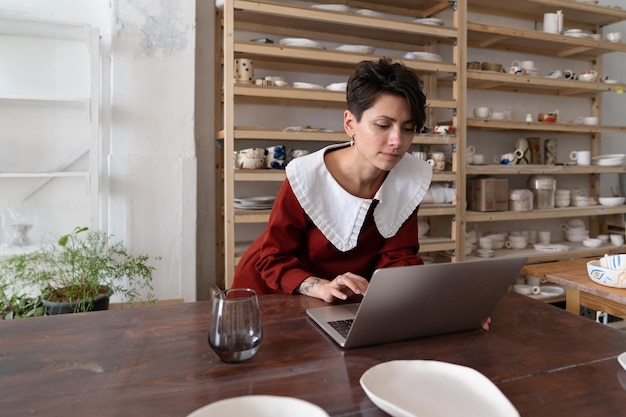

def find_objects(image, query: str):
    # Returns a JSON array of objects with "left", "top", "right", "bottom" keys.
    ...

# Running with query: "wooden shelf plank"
[
  {"left": 467, "top": 164, "right": 626, "bottom": 175},
  {"left": 466, "top": 70, "right": 622, "bottom": 97},
  {"left": 466, "top": 205, "right": 626, "bottom": 222},
  {"left": 467, "top": 118, "right": 626, "bottom": 133},
  {"left": 467, "top": 22, "right": 626, "bottom": 60}
]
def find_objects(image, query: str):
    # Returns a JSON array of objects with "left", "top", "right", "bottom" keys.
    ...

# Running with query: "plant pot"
[{"left": 42, "top": 293, "right": 110, "bottom": 315}]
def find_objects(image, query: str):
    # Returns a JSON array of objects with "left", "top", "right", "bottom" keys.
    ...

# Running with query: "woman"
[{"left": 233, "top": 58, "right": 432, "bottom": 303}]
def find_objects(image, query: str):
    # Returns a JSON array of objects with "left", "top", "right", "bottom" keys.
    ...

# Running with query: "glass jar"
[
  {"left": 527, "top": 175, "right": 556, "bottom": 209},
  {"left": 509, "top": 189, "right": 534, "bottom": 211}
]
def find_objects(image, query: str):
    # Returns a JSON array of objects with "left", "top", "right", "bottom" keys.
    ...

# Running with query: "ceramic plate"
[
  {"left": 355, "top": 9, "right": 386, "bottom": 17},
  {"left": 533, "top": 244, "right": 569, "bottom": 253},
  {"left": 593, "top": 158, "right": 624, "bottom": 167},
  {"left": 335, "top": 44, "right": 375, "bottom": 54},
  {"left": 234, "top": 196, "right": 275, "bottom": 210},
  {"left": 412, "top": 17, "right": 444, "bottom": 26},
  {"left": 279, "top": 38, "right": 325, "bottom": 49},
  {"left": 403, "top": 51, "right": 443, "bottom": 61},
  {"left": 326, "top": 82, "right": 347, "bottom": 91},
  {"left": 593, "top": 153, "right": 625, "bottom": 160},
  {"left": 529, "top": 285, "right": 565, "bottom": 300},
  {"left": 293, "top": 82, "right": 325, "bottom": 89},
  {"left": 311, "top": 4, "right": 351, "bottom": 13},
  {"left": 360, "top": 360, "right": 519, "bottom": 417},
  {"left": 187, "top": 396, "right": 330, "bottom": 417}
]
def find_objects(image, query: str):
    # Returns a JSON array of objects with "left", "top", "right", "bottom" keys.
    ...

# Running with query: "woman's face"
[{"left": 344, "top": 93, "right": 416, "bottom": 172}]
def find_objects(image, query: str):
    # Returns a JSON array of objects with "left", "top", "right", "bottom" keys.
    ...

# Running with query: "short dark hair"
[{"left": 346, "top": 58, "right": 427, "bottom": 130}]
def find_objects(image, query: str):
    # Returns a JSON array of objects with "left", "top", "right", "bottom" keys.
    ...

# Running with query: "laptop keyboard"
[{"left": 329, "top": 319, "right": 354, "bottom": 338}]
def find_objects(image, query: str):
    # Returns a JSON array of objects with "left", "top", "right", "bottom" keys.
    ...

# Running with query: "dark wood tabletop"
[{"left": 2, "top": 290, "right": 626, "bottom": 417}]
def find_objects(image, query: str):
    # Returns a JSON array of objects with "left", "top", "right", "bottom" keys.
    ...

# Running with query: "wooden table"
[
  {"left": 523, "top": 258, "right": 626, "bottom": 320},
  {"left": 2, "top": 291, "right": 626, "bottom": 417}
]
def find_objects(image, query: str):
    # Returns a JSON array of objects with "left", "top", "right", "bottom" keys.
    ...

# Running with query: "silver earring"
[{"left": 350, "top": 135, "right": 355, "bottom": 146}]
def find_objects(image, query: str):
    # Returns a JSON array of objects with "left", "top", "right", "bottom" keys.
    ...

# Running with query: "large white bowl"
[
  {"left": 587, "top": 260, "right": 626, "bottom": 288},
  {"left": 599, "top": 196, "right": 625, "bottom": 206},
  {"left": 360, "top": 360, "right": 519, "bottom": 417},
  {"left": 187, "top": 396, "right": 329, "bottom": 417}
]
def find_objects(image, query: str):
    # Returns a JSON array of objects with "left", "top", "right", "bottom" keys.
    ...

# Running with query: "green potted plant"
[{"left": 0, "top": 226, "right": 158, "bottom": 316}]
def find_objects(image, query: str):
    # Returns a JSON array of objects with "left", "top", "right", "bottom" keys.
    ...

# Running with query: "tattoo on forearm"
[{"left": 299, "top": 277, "right": 321, "bottom": 294}]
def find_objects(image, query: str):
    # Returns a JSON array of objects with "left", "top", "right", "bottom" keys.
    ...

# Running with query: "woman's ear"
[{"left": 343, "top": 109, "right": 356, "bottom": 137}]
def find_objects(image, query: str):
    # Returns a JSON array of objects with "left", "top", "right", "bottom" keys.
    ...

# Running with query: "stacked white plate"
[
  {"left": 592, "top": 153, "right": 625, "bottom": 167},
  {"left": 355, "top": 9, "right": 386, "bottom": 18},
  {"left": 533, "top": 244, "right": 569, "bottom": 253},
  {"left": 326, "top": 82, "right": 347, "bottom": 91},
  {"left": 412, "top": 17, "right": 444, "bottom": 26},
  {"left": 311, "top": 3, "right": 351, "bottom": 13},
  {"left": 403, "top": 51, "right": 443, "bottom": 61},
  {"left": 335, "top": 44, "right": 375, "bottom": 54},
  {"left": 234, "top": 196, "right": 275, "bottom": 210},
  {"left": 279, "top": 38, "right": 325, "bottom": 49},
  {"left": 563, "top": 29, "right": 591, "bottom": 39},
  {"left": 293, "top": 82, "right": 325, "bottom": 89}
]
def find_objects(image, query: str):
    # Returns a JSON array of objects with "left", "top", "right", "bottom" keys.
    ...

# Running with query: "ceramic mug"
[
  {"left": 509, "top": 65, "right": 525, "bottom": 75},
  {"left": 570, "top": 150, "right": 590, "bottom": 166},
  {"left": 234, "top": 58, "right": 254, "bottom": 83},
  {"left": 494, "top": 149, "right": 524, "bottom": 164},
  {"left": 472, "top": 154, "right": 485, "bottom": 164}
]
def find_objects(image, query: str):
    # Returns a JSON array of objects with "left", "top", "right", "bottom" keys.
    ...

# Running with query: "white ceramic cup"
[
  {"left": 538, "top": 231, "right": 551, "bottom": 244},
  {"left": 505, "top": 235, "right": 528, "bottom": 249},
  {"left": 569, "top": 150, "right": 591, "bottom": 166},
  {"left": 473, "top": 107, "right": 493, "bottom": 118},
  {"left": 610, "top": 234, "right": 624, "bottom": 246},
  {"left": 472, "top": 154, "right": 485, "bottom": 164},
  {"left": 583, "top": 116, "right": 599, "bottom": 125},
  {"left": 492, "top": 111, "right": 506, "bottom": 120}
]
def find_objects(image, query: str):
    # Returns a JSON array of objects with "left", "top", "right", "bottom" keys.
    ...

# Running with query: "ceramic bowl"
[
  {"left": 481, "top": 62, "right": 503, "bottom": 72},
  {"left": 587, "top": 260, "right": 626, "bottom": 288},
  {"left": 599, "top": 254, "right": 626, "bottom": 270},
  {"left": 599, "top": 197, "right": 625, "bottom": 206},
  {"left": 565, "top": 230, "right": 589, "bottom": 243},
  {"left": 582, "top": 238, "right": 602, "bottom": 248}
]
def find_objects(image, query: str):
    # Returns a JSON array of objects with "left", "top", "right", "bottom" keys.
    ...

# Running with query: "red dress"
[{"left": 233, "top": 179, "right": 425, "bottom": 295}]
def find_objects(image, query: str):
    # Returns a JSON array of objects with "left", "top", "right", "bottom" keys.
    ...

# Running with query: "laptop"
[{"left": 306, "top": 257, "right": 527, "bottom": 348}]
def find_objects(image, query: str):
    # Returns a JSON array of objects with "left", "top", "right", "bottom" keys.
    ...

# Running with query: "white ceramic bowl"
[
  {"left": 599, "top": 197, "right": 625, "bottom": 206},
  {"left": 587, "top": 260, "right": 626, "bottom": 288},
  {"left": 582, "top": 238, "right": 602, "bottom": 248}
]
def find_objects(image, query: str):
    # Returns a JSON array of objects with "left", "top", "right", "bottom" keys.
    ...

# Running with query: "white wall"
[{"left": 0, "top": 0, "right": 200, "bottom": 302}]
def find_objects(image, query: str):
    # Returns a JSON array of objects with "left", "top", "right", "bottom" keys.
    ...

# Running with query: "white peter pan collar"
[{"left": 286, "top": 143, "right": 432, "bottom": 252}]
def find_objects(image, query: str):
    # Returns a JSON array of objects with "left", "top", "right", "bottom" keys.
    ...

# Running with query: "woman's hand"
[{"left": 298, "top": 272, "right": 369, "bottom": 303}]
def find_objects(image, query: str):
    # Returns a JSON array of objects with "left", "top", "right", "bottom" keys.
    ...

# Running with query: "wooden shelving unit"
[
  {"left": 215, "top": 0, "right": 626, "bottom": 288},
  {"left": 464, "top": 0, "right": 626, "bottom": 262},
  {"left": 217, "top": 0, "right": 465, "bottom": 288}
]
